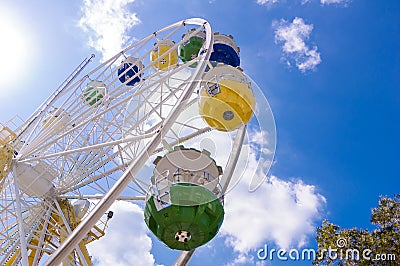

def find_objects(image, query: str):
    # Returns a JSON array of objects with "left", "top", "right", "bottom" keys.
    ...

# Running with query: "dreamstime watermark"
[{"left": 256, "top": 238, "right": 396, "bottom": 262}]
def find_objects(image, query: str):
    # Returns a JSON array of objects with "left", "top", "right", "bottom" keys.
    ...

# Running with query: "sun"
[{"left": 0, "top": 11, "right": 31, "bottom": 88}]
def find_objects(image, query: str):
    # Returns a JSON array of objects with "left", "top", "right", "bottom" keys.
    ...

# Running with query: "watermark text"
[{"left": 256, "top": 241, "right": 396, "bottom": 262}]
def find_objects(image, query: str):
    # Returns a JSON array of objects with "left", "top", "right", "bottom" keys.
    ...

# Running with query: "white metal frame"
[{"left": 0, "top": 18, "right": 253, "bottom": 266}]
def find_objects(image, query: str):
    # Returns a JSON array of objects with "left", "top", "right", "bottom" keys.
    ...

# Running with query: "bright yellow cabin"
[
  {"left": 150, "top": 39, "right": 178, "bottom": 70},
  {"left": 198, "top": 64, "right": 256, "bottom": 132}
]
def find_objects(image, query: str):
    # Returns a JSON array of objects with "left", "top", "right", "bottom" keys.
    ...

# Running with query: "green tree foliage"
[{"left": 314, "top": 194, "right": 399, "bottom": 265}]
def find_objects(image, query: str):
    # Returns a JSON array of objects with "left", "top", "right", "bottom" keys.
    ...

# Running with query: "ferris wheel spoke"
[
  {"left": 59, "top": 165, "right": 120, "bottom": 194},
  {"left": 16, "top": 54, "right": 96, "bottom": 140},
  {"left": 54, "top": 143, "right": 151, "bottom": 196},
  {"left": 18, "top": 131, "right": 154, "bottom": 163},
  {"left": 19, "top": 71, "right": 194, "bottom": 163},
  {"left": 59, "top": 195, "right": 145, "bottom": 201}
]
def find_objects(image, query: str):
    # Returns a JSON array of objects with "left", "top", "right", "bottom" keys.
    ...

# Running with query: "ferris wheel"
[{"left": 0, "top": 18, "right": 275, "bottom": 265}]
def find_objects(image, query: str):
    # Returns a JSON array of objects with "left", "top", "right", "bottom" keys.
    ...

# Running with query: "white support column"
[
  {"left": 12, "top": 164, "right": 29, "bottom": 266},
  {"left": 220, "top": 124, "right": 247, "bottom": 194},
  {"left": 59, "top": 195, "right": 146, "bottom": 201},
  {"left": 32, "top": 208, "right": 52, "bottom": 265},
  {"left": 19, "top": 131, "right": 156, "bottom": 163},
  {"left": 173, "top": 250, "right": 195, "bottom": 266}
]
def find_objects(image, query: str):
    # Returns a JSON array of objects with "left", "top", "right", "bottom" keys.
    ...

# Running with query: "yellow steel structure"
[
  {"left": 150, "top": 39, "right": 178, "bottom": 70},
  {"left": 0, "top": 125, "right": 17, "bottom": 146},
  {"left": 4, "top": 219, "right": 54, "bottom": 266},
  {"left": 0, "top": 125, "right": 16, "bottom": 190},
  {"left": 56, "top": 199, "right": 94, "bottom": 266},
  {"left": 0, "top": 145, "right": 13, "bottom": 190},
  {"left": 4, "top": 199, "right": 109, "bottom": 265},
  {"left": 198, "top": 65, "right": 256, "bottom": 132}
]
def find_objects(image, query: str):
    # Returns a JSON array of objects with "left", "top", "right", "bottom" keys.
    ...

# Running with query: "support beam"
[
  {"left": 12, "top": 164, "right": 29, "bottom": 266},
  {"left": 59, "top": 195, "right": 146, "bottom": 201},
  {"left": 173, "top": 250, "right": 195, "bottom": 266},
  {"left": 20, "top": 132, "right": 156, "bottom": 163},
  {"left": 220, "top": 124, "right": 247, "bottom": 193}
]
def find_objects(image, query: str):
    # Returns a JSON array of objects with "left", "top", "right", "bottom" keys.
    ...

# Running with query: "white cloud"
[
  {"left": 273, "top": 17, "right": 322, "bottom": 72},
  {"left": 219, "top": 134, "right": 326, "bottom": 253},
  {"left": 225, "top": 253, "right": 255, "bottom": 266},
  {"left": 301, "top": 0, "right": 350, "bottom": 5},
  {"left": 321, "top": 0, "right": 350, "bottom": 5},
  {"left": 222, "top": 173, "right": 326, "bottom": 253},
  {"left": 87, "top": 201, "right": 155, "bottom": 266},
  {"left": 258, "top": 0, "right": 349, "bottom": 6},
  {"left": 256, "top": 0, "right": 280, "bottom": 6},
  {"left": 78, "top": 0, "right": 141, "bottom": 61}
]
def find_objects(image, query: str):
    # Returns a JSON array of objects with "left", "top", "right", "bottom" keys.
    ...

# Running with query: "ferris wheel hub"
[{"left": 15, "top": 161, "right": 56, "bottom": 197}]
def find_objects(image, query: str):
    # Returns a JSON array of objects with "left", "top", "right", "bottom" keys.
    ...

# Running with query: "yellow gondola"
[{"left": 198, "top": 64, "right": 256, "bottom": 132}]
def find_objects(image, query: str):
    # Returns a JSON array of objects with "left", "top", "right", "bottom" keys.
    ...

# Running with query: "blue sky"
[{"left": 0, "top": 0, "right": 399, "bottom": 265}]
